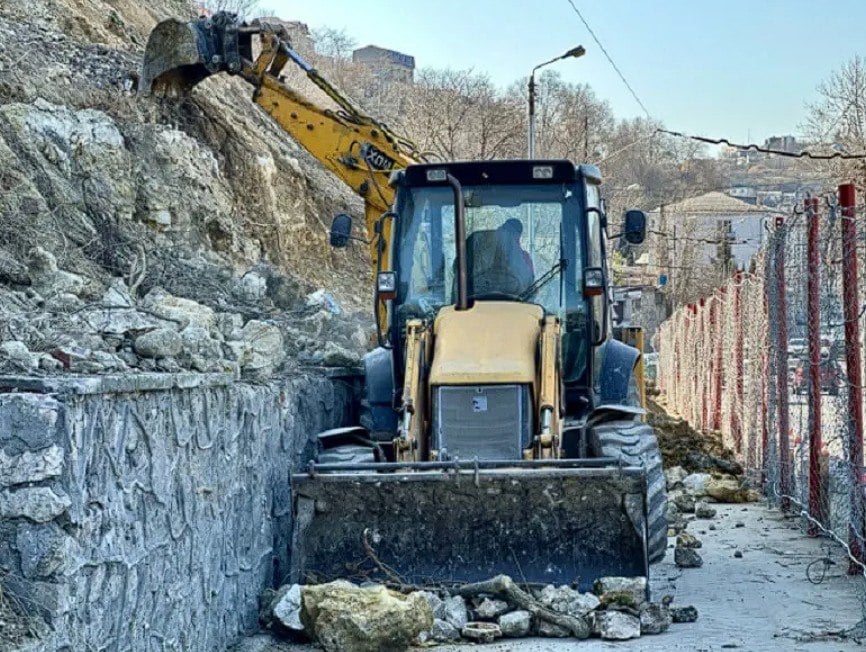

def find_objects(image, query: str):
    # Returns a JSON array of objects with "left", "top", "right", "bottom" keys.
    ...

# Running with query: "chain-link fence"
[{"left": 657, "top": 184, "right": 866, "bottom": 587}]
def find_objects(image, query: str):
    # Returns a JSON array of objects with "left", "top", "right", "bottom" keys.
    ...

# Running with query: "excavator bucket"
[
  {"left": 290, "top": 461, "right": 649, "bottom": 591},
  {"left": 141, "top": 13, "right": 246, "bottom": 95}
]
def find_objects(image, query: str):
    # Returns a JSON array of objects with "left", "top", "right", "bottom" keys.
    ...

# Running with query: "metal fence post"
[
  {"left": 806, "top": 196, "right": 823, "bottom": 535},
  {"left": 775, "top": 218, "right": 792, "bottom": 512},
  {"left": 713, "top": 288, "right": 725, "bottom": 431},
  {"left": 839, "top": 183, "right": 865, "bottom": 572}
]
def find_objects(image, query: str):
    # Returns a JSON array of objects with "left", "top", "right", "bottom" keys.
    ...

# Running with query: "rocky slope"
[{"left": 0, "top": 0, "right": 372, "bottom": 378}]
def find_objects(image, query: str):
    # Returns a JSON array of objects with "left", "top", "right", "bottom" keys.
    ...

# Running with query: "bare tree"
[{"left": 201, "top": 0, "right": 261, "bottom": 19}]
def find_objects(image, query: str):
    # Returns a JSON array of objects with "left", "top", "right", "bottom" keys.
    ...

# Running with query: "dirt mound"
[{"left": 647, "top": 399, "right": 742, "bottom": 475}]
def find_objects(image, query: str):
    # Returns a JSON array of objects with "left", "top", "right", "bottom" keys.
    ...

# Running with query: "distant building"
[
  {"left": 764, "top": 135, "right": 798, "bottom": 153},
  {"left": 352, "top": 45, "right": 415, "bottom": 84},
  {"left": 727, "top": 186, "right": 758, "bottom": 205}
]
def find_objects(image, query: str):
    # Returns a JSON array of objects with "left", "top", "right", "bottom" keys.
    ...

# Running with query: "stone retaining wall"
[{"left": 0, "top": 371, "right": 351, "bottom": 651}]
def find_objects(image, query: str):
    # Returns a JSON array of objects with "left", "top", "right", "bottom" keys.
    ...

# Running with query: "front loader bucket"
[
  {"left": 141, "top": 13, "right": 246, "bottom": 95},
  {"left": 290, "top": 460, "right": 648, "bottom": 591}
]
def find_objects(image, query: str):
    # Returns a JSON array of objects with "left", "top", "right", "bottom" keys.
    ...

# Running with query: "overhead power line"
[
  {"left": 564, "top": 0, "right": 652, "bottom": 119},
  {"left": 658, "top": 129, "right": 866, "bottom": 160}
]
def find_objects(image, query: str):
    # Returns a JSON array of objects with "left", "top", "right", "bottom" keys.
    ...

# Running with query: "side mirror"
[
  {"left": 329, "top": 213, "right": 353, "bottom": 247},
  {"left": 623, "top": 209, "right": 646, "bottom": 245}
]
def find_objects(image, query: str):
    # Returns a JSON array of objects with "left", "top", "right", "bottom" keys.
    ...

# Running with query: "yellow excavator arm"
[{"left": 141, "top": 13, "right": 424, "bottom": 294}]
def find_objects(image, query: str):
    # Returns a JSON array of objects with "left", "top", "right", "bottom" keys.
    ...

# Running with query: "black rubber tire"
[{"left": 591, "top": 420, "right": 668, "bottom": 563}]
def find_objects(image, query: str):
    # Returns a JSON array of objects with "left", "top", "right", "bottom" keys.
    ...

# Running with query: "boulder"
[
  {"left": 664, "top": 465, "right": 688, "bottom": 490},
  {"left": 301, "top": 582, "right": 432, "bottom": 652},
  {"left": 673, "top": 492, "right": 696, "bottom": 513},
  {"left": 461, "top": 622, "right": 501, "bottom": 643},
  {"left": 682, "top": 472, "right": 712, "bottom": 496},
  {"left": 436, "top": 595, "right": 468, "bottom": 629},
  {"left": 593, "top": 577, "right": 647, "bottom": 608},
  {"left": 592, "top": 611, "right": 641, "bottom": 640},
  {"left": 28, "top": 247, "right": 86, "bottom": 297},
  {"left": 474, "top": 597, "right": 509, "bottom": 619},
  {"left": 695, "top": 501, "right": 717, "bottom": 518},
  {"left": 676, "top": 532, "right": 702, "bottom": 549},
  {"left": 706, "top": 476, "right": 754, "bottom": 503},
  {"left": 271, "top": 584, "right": 303, "bottom": 632},
  {"left": 639, "top": 603, "right": 672, "bottom": 635},
  {"left": 498, "top": 610, "right": 531, "bottom": 637},
  {"left": 671, "top": 605, "right": 699, "bottom": 623},
  {"left": 134, "top": 328, "right": 182, "bottom": 359},
  {"left": 674, "top": 546, "right": 703, "bottom": 568},
  {"left": 538, "top": 584, "right": 600, "bottom": 617}
]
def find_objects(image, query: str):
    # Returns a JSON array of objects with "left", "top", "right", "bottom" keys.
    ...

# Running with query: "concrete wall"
[{"left": 0, "top": 372, "right": 351, "bottom": 651}]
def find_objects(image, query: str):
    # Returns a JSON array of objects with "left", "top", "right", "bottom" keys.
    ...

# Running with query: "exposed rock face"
[
  {"left": 301, "top": 583, "right": 432, "bottom": 652},
  {"left": 133, "top": 327, "right": 182, "bottom": 358}
]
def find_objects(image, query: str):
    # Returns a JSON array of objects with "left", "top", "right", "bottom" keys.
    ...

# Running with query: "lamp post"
[{"left": 528, "top": 45, "right": 585, "bottom": 158}]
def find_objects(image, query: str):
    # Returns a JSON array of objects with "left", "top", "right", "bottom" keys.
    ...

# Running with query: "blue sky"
[{"left": 267, "top": 1, "right": 865, "bottom": 144}]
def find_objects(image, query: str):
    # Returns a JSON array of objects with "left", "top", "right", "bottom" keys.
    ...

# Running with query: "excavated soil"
[{"left": 647, "top": 398, "right": 743, "bottom": 475}]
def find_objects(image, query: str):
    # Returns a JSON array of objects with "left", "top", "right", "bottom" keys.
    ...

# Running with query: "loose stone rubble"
[{"left": 260, "top": 575, "right": 699, "bottom": 648}]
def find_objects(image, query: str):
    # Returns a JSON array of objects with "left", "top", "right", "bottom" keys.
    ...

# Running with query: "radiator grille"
[{"left": 434, "top": 385, "right": 531, "bottom": 461}]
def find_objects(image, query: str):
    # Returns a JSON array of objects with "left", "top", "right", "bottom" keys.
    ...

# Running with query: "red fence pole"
[
  {"left": 733, "top": 270, "right": 744, "bottom": 454},
  {"left": 839, "top": 183, "right": 865, "bottom": 572},
  {"left": 713, "top": 288, "right": 725, "bottom": 430},
  {"left": 806, "top": 196, "right": 823, "bottom": 535},
  {"left": 775, "top": 218, "right": 792, "bottom": 512}
]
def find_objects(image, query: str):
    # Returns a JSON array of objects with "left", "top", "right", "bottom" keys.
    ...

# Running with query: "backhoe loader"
[{"left": 142, "top": 13, "right": 667, "bottom": 589}]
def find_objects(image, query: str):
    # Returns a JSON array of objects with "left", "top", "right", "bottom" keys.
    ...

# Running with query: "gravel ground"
[{"left": 235, "top": 503, "right": 864, "bottom": 652}]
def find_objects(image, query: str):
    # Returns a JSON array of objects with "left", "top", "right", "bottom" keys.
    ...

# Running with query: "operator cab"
[
  {"left": 329, "top": 159, "right": 646, "bottom": 419},
  {"left": 392, "top": 160, "right": 612, "bottom": 404}
]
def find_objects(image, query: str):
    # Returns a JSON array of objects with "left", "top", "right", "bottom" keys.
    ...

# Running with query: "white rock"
[
  {"left": 272, "top": 584, "right": 303, "bottom": 631},
  {"left": 429, "top": 618, "right": 460, "bottom": 641},
  {"left": 238, "top": 320, "right": 285, "bottom": 374},
  {"left": 241, "top": 271, "right": 268, "bottom": 301},
  {"left": 538, "top": 584, "right": 600, "bottom": 617},
  {"left": 683, "top": 472, "right": 712, "bottom": 496},
  {"left": 498, "top": 610, "right": 531, "bottom": 637},
  {"left": 142, "top": 288, "right": 216, "bottom": 329},
  {"left": 664, "top": 465, "right": 688, "bottom": 489},
  {"left": 592, "top": 611, "right": 641, "bottom": 640},
  {"left": 475, "top": 597, "right": 509, "bottom": 619}
]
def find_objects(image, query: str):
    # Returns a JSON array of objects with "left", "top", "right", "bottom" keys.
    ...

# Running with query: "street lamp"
[{"left": 528, "top": 45, "right": 585, "bottom": 158}]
